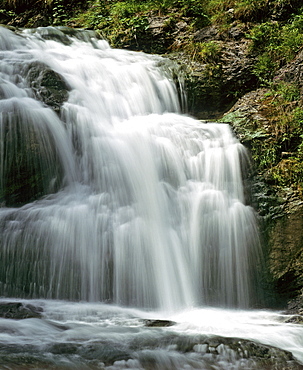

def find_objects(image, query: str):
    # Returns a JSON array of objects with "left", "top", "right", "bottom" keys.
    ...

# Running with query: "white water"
[
  {"left": 0, "top": 26, "right": 302, "bottom": 368},
  {"left": 0, "top": 299, "right": 303, "bottom": 368}
]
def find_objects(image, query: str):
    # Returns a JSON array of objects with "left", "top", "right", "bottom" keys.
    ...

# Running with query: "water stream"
[{"left": 0, "top": 26, "right": 302, "bottom": 368}]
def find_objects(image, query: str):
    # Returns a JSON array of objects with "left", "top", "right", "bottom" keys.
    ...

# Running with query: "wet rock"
[
  {"left": 285, "top": 290, "right": 303, "bottom": 316},
  {"left": 25, "top": 61, "right": 70, "bottom": 113},
  {"left": 48, "top": 342, "right": 81, "bottom": 355},
  {"left": 0, "top": 302, "right": 43, "bottom": 319},
  {"left": 0, "top": 106, "right": 65, "bottom": 207},
  {"left": 0, "top": 328, "right": 302, "bottom": 369},
  {"left": 143, "top": 319, "right": 176, "bottom": 327},
  {"left": 221, "top": 88, "right": 271, "bottom": 143},
  {"left": 78, "top": 341, "right": 132, "bottom": 366},
  {"left": 178, "top": 39, "right": 258, "bottom": 119},
  {"left": 132, "top": 333, "right": 303, "bottom": 369},
  {"left": 193, "top": 336, "right": 302, "bottom": 369},
  {"left": 267, "top": 205, "right": 303, "bottom": 306},
  {"left": 0, "top": 51, "right": 68, "bottom": 201},
  {"left": 284, "top": 315, "right": 303, "bottom": 324},
  {"left": 34, "top": 26, "right": 72, "bottom": 45},
  {"left": 0, "top": 353, "right": 55, "bottom": 370}
]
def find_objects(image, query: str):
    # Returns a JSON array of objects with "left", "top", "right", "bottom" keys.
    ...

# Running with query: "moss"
[{"left": 223, "top": 81, "right": 303, "bottom": 194}]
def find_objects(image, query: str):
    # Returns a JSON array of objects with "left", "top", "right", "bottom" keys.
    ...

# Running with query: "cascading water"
[
  {"left": 0, "top": 26, "right": 303, "bottom": 369},
  {"left": 0, "top": 26, "right": 260, "bottom": 310}
]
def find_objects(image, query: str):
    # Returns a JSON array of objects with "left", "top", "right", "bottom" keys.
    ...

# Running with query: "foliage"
[
  {"left": 1, "top": 0, "right": 50, "bottom": 6},
  {"left": 185, "top": 40, "right": 222, "bottom": 63},
  {"left": 205, "top": 0, "right": 271, "bottom": 26},
  {"left": 197, "top": 41, "right": 222, "bottom": 63},
  {"left": 52, "top": 0, "right": 66, "bottom": 25},
  {"left": 253, "top": 53, "right": 277, "bottom": 86},
  {"left": 271, "top": 82, "right": 301, "bottom": 102},
  {"left": 233, "top": 0, "right": 270, "bottom": 22},
  {"left": 250, "top": 83, "right": 303, "bottom": 189},
  {"left": 0, "top": 8, "right": 16, "bottom": 17},
  {"left": 248, "top": 15, "right": 303, "bottom": 85},
  {"left": 70, "top": 0, "right": 210, "bottom": 43},
  {"left": 0, "top": 0, "right": 87, "bottom": 24},
  {"left": 71, "top": 0, "right": 151, "bottom": 46}
]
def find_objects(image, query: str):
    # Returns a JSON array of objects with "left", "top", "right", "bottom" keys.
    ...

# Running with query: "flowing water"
[{"left": 0, "top": 26, "right": 302, "bottom": 369}]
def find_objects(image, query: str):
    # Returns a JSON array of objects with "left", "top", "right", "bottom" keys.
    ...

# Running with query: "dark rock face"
[
  {"left": 0, "top": 302, "right": 43, "bottom": 319},
  {"left": 275, "top": 49, "right": 303, "bottom": 95},
  {"left": 178, "top": 25, "right": 258, "bottom": 119},
  {"left": 222, "top": 87, "right": 303, "bottom": 309},
  {"left": 121, "top": 15, "right": 190, "bottom": 54},
  {"left": 25, "top": 61, "right": 70, "bottom": 113},
  {"left": 0, "top": 47, "right": 70, "bottom": 207},
  {"left": 194, "top": 25, "right": 223, "bottom": 42},
  {"left": 285, "top": 291, "right": 303, "bottom": 317},
  {"left": 143, "top": 319, "right": 176, "bottom": 327},
  {"left": 269, "top": 207, "right": 303, "bottom": 305},
  {"left": 0, "top": 108, "right": 65, "bottom": 207}
]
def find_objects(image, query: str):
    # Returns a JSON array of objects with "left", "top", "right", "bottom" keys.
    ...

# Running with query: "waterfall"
[{"left": 0, "top": 26, "right": 261, "bottom": 310}]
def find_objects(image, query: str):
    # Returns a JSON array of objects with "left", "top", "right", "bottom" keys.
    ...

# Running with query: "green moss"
[
  {"left": 248, "top": 15, "right": 303, "bottom": 85},
  {"left": 221, "top": 111, "right": 268, "bottom": 141},
  {"left": 224, "top": 82, "right": 303, "bottom": 192}
]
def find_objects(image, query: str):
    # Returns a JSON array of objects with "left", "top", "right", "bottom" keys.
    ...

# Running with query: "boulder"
[
  {"left": 143, "top": 319, "right": 176, "bottom": 327},
  {"left": 0, "top": 302, "right": 43, "bottom": 319},
  {"left": 25, "top": 61, "right": 70, "bottom": 113}
]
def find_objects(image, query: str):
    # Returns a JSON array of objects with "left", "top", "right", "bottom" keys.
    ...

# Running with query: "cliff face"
[
  {"left": 220, "top": 48, "right": 303, "bottom": 309},
  {"left": 1, "top": 0, "right": 303, "bottom": 311},
  {"left": 223, "top": 86, "right": 303, "bottom": 308}
]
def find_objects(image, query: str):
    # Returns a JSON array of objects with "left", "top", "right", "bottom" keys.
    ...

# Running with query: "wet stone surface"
[
  {"left": 0, "top": 302, "right": 43, "bottom": 319},
  {"left": 142, "top": 319, "right": 177, "bottom": 327}
]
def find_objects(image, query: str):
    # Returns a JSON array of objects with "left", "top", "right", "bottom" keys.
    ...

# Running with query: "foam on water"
[{"left": 0, "top": 299, "right": 303, "bottom": 368}]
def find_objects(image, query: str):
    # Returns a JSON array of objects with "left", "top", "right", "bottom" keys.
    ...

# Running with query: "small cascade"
[{"left": 0, "top": 26, "right": 261, "bottom": 310}]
